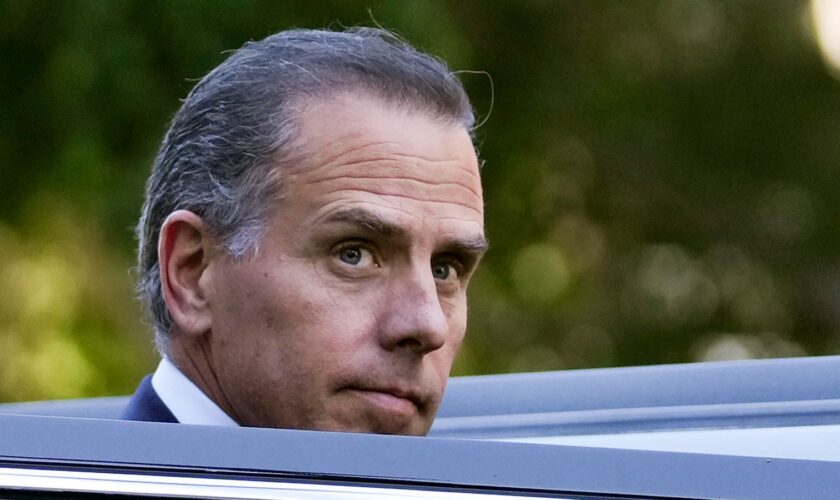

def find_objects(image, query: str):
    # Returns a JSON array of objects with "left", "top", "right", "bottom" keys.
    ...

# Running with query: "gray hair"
[{"left": 136, "top": 27, "right": 475, "bottom": 351}]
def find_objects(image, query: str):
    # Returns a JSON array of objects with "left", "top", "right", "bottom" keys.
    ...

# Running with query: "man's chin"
[{"left": 343, "top": 417, "right": 429, "bottom": 436}]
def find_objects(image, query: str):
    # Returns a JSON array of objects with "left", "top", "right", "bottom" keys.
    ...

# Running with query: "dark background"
[{"left": 2, "top": 0, "right": 840, "bottom": 402}]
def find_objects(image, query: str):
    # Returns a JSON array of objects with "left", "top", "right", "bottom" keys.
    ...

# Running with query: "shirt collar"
[{"left": 151, "top": 357, "right": 239, "bottom": 427}]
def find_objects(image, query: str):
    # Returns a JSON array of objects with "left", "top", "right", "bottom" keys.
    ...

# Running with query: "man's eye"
[
  {"left": 339, "top": 247, "right": 362, "bottom": 265},
  {"left": 336, "top": 245, "right": 376, "bottom": 267},
  {"left": 432, "top": 261, "right": 457, "bottom": 281}
]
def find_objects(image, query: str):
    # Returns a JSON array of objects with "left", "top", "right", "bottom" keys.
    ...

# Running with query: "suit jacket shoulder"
[{"left": 121, "top": 375, "right": 179, "bottom": 423}]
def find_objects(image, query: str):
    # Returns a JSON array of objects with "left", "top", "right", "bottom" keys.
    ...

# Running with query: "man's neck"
[
  {"left": 164, "top": 335, "right": 244, "bottom": 423},
  {"left": 151, "top": 356, "right": 239, "bottom": 426}
]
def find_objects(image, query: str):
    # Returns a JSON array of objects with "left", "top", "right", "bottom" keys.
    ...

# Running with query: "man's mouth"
[{"left": 344, "top": 386, "right": 425, "bottom": 416}]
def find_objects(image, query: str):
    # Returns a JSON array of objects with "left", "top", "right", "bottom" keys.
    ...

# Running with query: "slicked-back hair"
[{"left": 136, "top": 27, "right": 475, "bottom": 351}]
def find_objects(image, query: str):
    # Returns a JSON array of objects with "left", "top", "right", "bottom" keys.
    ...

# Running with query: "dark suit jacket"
[{"left": 121, "top": 375, "right": 179, "bottom": 423}]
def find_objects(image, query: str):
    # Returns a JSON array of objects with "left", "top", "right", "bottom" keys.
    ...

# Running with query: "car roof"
[
  {"left": 2, "top": 412, "right": 840, "bottom": 499},
  {"left": 2, "top": 356, "right": 840, "bottom": 498}
]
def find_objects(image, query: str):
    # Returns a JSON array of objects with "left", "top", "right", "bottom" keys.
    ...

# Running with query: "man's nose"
[{"left": 378, "top": 267, "right": 449, "bottom": 355}]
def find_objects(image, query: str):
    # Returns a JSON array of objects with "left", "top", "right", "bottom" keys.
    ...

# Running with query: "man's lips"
[{"left": 344, "top": 386, "right": 426, "bottom": 415}]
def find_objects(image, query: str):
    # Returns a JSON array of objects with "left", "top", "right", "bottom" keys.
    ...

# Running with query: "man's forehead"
[
  {"left": 290, "top": 92, "right": 479, "bottom": 169},
  {"left": 276, "top": 93, "right": 483, "bottom": 212}
]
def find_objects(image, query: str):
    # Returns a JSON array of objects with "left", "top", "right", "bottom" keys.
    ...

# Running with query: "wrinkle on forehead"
[
  {"left": 295, "top": 140, "right": 481, "bottom": 191},
  {"left": 321, "top": 189, "right": 482, "bottom": 218},
  {"left": 316, "top": 164, "right": 481, "bottom": 199},
  {"left": 300, "top": 141, "right": 479, "bottom": 179}
]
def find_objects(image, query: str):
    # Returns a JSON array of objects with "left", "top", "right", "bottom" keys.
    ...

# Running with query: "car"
[{"left": 2, "top": 355, "right": 840, "bottom": 499}]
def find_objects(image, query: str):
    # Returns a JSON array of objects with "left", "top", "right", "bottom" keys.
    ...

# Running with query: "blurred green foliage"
[{"left": 2, "top": 0, "right": 840, "bottom": 402}]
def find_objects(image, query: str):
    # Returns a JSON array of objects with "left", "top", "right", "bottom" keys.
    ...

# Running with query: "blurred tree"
[{"left": 1, "top": 0, "right": 839, "bottom": 401}]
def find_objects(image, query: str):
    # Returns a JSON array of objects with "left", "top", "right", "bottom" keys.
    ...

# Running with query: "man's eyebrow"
[
  {"left": 320, "top": 207, "right": 406, "bottom": 238},
  {"left": 440, "top": 234, "right": 490, "bottom": 255},
  {"left": 319, "top": 207, "right": 489, "bottom": 253}
]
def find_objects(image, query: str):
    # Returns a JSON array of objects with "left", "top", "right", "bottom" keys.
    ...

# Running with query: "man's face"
[{"left": 202, "top": 93, "right": 486, "bottom": 435}]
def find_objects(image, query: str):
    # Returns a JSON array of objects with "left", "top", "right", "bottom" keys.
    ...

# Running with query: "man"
[{"left": 122, "top": 27, "right": 487, "bottom": 436}]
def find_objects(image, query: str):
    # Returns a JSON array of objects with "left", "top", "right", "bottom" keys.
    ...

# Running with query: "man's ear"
[{"left": 158, "top": 210, "right": 215, "bottom": 338}]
